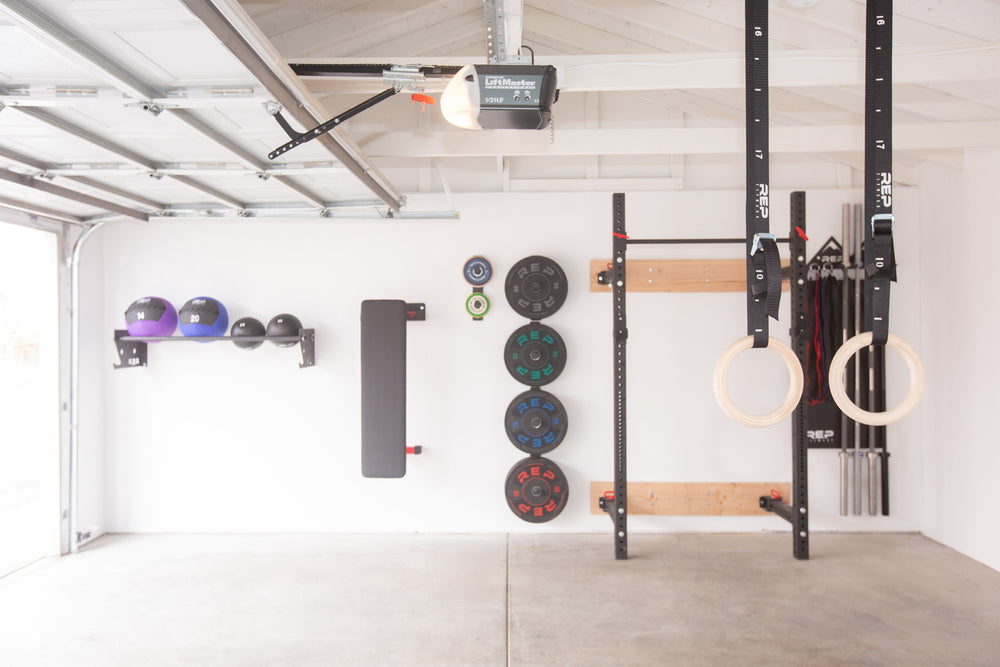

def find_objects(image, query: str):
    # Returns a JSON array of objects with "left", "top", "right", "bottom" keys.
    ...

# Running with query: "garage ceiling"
[{"left": 1, "top": 0, "right": 998, "bottom": 224}]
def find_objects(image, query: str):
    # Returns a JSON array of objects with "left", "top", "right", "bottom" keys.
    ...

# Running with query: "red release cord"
[{"left": 410, "top": 94, "right": 435, "bottom": 111}]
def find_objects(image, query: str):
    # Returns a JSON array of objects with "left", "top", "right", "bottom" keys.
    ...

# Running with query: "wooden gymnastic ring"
[
  {"left": 829, "top": 332, "right": 924, "bottom": 426},
  {"left": 713, "top": 336, "right": 804, "bottom": 428}
]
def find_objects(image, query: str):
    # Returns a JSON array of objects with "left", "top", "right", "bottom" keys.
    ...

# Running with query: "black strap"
[
  {"left": 864, "top": 0, "right": 897, "bottom": 346},
  {"left": 751, "top": 234, "right": 781, "bottom": 319},
  {"left": 745, "top": 0, "right": 780, "bottom": 348}
]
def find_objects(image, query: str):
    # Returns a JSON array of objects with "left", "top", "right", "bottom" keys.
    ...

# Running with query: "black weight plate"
[
  {"left": 505, "top": 255, "right": 568, "bottom": 320},
  {"left": 504, "top": 390, "right": 568, "bottom": 454},
  {"left": 463, "top": 256, "right": 493, "bottom": 286},
  {"left": 504, "top": 456, "right": 569, "bottom": 523},
  {"left": 503, "top": 323, "right": 566, "bottom": 386}
]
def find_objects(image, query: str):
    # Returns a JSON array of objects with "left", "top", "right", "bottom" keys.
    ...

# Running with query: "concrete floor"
[{"left": 0, "top": 533, "right": 998, "bottom": 666}]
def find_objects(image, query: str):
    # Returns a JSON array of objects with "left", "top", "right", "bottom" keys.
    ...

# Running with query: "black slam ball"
[
  {"left": 266, "top": 314, "right": 302, "bottom": 347},
  {"left": 230, "top": 317, "right": 266, "bottom": 350}
]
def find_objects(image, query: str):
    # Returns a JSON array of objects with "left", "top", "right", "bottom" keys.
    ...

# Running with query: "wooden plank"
[
  {"left": 589, "top": 481, "right": 792, "bottom": 516},
  {"left": 589, "top": 259, "right": 790, "bottom": 293}
]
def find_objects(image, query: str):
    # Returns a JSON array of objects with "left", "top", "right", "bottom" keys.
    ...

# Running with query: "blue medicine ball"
[{"left": 178, "top": 297, "right": 229, "bottom": 339}]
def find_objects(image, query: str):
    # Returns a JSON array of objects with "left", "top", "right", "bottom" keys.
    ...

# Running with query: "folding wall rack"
[{"left": 596, "top": 192, "right": 810, "bottom": 560}]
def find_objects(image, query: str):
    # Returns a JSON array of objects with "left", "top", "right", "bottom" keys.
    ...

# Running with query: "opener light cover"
[{"left": 441, "top": 64, "right": 481, "bottom": 129}]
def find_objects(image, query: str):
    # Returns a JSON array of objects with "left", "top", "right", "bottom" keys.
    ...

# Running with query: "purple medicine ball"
[{"left": 125, "top": 297, "right": 178, "bottom": 337}]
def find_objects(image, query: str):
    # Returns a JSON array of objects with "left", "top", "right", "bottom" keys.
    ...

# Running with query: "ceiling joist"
[
  {"left": 359, "top": 122, "right": 1000, "bottom": 158},
  {"left": 293, "top": 45, "right": 1000, "bottom": 95}
]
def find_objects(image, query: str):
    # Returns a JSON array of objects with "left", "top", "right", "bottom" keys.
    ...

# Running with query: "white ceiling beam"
[
  {"left": 526, "top": 0, "right": 743, "bottom": 52},
  {"left": 670, "top": 0, "right": 973, "bottom": 49},
  {"left": 900, "top": 149, "right": 966, "bottom": 171},
  {"left": 583, "top": 92, "right": 599, "bottom": 179},
  {"left": 484, "top": 0, "right": 531, "bottom": 63},
  {"left": 872, "top": 0, "right": 1000, "bottom": 44},
  {"left": 520, "top": 5, "right": 652, "bottom": 55},
  {"left": 359, "top": 122, "right": 1000, "bottom": 157},
  {"left": 659, "top": 0, "right": 996, "bottom": 125},
  {"left": 263, "top": 0, "right": 479, "bottom": 58},
  {"left": 245, "top": 0, "right": 375, "bottom": 43},
  {"left": 556, "top": 46, "right": 1000, "bottom": 92},
  {"left": 366, "top": 14, "right": 484, "bottom": 59},
  {"left": 296, "top": 45, "right": 1000, "bottom": 95},
  {"left": 667, "top": 109, "right": 684, "bottom": 184},
  {"left": 503, "top": 0, "right": 525, "bottom": 59},
  {"left": 508, "top": 177, "right": 682, "bottom": 192}
]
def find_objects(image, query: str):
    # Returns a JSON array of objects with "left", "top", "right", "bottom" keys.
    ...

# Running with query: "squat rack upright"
[{"left": 597, "top": 191, "right": 810, "bottom": 561}]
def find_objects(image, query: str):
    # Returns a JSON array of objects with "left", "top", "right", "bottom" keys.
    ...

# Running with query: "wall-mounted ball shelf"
[{"left": 113, "top": 329, "right": 316, "bottom": 369}]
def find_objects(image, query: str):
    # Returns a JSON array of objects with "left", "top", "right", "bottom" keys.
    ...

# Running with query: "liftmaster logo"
[{"left": 483, "top": 77, "right": 539, "bottom": 90}]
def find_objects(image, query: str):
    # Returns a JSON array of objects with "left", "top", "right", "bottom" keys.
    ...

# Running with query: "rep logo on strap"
[
  {"left": 878, "top": 172, "right": 892, "bottom": 207},
  {"left": 756, "top": 183, "right": 769, "bottom": 219}
]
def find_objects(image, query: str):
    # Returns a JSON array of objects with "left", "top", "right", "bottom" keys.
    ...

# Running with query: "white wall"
[
  {"left": 90, "top": 187, "right": 923, "bottom": 537},
  {"left": 918, "top": 149, "right": 1000, "bottom": 572}
]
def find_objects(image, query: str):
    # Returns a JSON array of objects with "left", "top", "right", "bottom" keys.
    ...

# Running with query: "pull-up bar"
[{"left": 623, "top": 237, "right": 791, "bottom": 245}]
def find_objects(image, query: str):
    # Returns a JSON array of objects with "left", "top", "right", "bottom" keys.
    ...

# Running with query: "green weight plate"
[{"left": 503, "top": 322, "right": 566, "bottom": 386}]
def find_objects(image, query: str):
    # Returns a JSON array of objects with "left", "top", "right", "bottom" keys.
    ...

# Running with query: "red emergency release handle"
[{"left": 410, "top": 94, "right": 435, "bottom": 111}]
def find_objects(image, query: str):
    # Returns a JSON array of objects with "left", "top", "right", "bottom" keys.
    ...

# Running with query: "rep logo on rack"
[{"left": 807, "top": 429, "right": 835, "bottom": 444}]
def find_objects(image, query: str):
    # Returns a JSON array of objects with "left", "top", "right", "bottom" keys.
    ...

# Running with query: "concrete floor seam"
[{"left": 505, "top": 532, "right": 511, "bottom": 667}]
